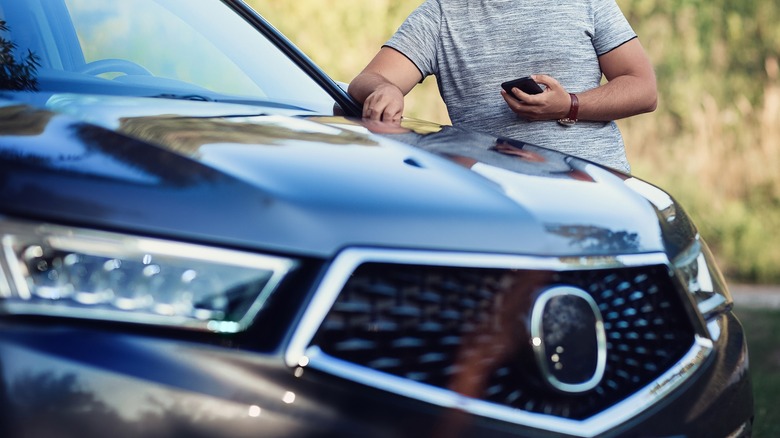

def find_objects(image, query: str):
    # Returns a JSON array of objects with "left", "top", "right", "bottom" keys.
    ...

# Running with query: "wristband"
[{"left": 557, "top": 93, "right": 579, "bottom": 126}]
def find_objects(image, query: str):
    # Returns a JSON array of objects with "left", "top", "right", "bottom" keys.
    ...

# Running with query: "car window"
[
  {"left": 0, "top": 0, "right": 337, "bottom": 113},
  {"left": 66, "top": 0, "right": 266, "bottom": 97}
]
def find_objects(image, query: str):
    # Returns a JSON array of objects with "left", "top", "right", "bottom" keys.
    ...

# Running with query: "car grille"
[{"left": 306, "top": 257, "right": 697, "bottom": 421}]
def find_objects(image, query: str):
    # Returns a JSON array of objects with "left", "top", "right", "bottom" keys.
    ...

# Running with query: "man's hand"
[
  {"left": 348, "top": 46, "right": 423, "bottom": 123},
  {"left": 362, "top": 81, "right": 405, "bottom": 122},
  {"left": 500, "top": 75, "right": 571, "bottom": 121},
  {"left": 499, "top": 39, "right": 657, "bottom": 123}
]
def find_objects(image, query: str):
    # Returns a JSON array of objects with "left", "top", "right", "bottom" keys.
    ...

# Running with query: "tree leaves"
[{"left": 0, "top": 20, "right": 40, "bottom": 91}]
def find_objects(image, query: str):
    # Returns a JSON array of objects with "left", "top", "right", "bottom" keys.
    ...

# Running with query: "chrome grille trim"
[
  {"left": 305, "top": 336, "right": 711, "bottom": 437},
  {"left": 285, "top": 248, "right": 711, "bottom": 437}
]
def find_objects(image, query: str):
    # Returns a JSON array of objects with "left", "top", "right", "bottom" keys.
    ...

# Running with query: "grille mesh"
[{"left": 309, "top": 263, "right": 696, "bottom": 420}]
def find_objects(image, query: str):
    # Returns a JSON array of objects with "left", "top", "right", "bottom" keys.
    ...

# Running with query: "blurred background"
[
  {"left": 248, "top": 1, "right": 778, "bottom": 433},
  {"left": 251, "top": 0, "right": 779, "bottom": 287}
]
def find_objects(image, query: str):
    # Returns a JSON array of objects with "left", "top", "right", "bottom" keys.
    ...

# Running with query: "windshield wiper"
[
  {"left": 152, "top": 93, "right": 214, "bottom": 102},
  {"left": 151, "top": 93, "right": 315, "bottom": 112}
]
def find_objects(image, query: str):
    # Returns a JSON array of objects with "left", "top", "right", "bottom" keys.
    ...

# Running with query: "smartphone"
[{"left": 501, "top": 76, "right": 544, "bottom": 96}]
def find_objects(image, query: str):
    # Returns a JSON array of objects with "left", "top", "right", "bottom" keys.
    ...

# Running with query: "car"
[{"left": 0, "top": 1, "right": 753, "bottom": 437}]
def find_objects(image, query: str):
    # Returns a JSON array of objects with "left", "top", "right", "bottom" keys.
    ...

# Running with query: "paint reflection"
[
  {"left": 545, "top": 224, "right": 641, "bottom": 253},
  {"left": 0, "top": 20, "right": 40, "bottom": 92},
  {"left": 117, "top": 114, "right": 379, "bottom": 159},
  {"left": 2, "top": 370, "right": 302, "bottom": 438},
  {"left": 435, "top": 270, "right": 551, "bottom": 436}
]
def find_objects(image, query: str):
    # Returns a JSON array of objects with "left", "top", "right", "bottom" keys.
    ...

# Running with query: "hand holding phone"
[{"left": 501, "top": 76, "right": 544, "bottom": 98}]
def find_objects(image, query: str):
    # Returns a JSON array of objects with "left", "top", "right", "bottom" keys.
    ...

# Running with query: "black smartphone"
[{"left": 501, "top": 76, "right": 544, "bottom": 96}]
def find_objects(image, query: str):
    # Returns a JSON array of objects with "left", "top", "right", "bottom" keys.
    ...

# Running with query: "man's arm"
[
  {"left": 501, "top": 38, "right": 657, "bottom": 122},
  {"left": 348, "top": 47, "right": 423, "bottom": 122},
  {"left": 579, "top": 38, "right": 658, "bottom": 120}
]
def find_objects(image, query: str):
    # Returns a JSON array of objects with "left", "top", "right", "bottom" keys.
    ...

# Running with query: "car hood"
[{"left": 0, "top": 94, "right": 694, "bottom": 258}]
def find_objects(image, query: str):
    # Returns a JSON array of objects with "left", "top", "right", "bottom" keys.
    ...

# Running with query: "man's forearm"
[
  {"left": 576, "top": 74, "right": 657, "bottom": 122},
  {"left": 576, "top": 38, "right": 657, "bottom": 122},
  {"left": 348, "top": 72, "right": 388, "bottom": 103}
]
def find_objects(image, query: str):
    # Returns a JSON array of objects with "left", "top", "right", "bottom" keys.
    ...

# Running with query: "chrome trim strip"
[
  {"left": 286, "top": 247, "right": 670, "bottom": 367},
  {"left": 707, "top": 318, "right": 722, "bottom": 342},
  {"left": 726, "top": 420, "right": 751, "bottom": 438},
  {"left": 530, "top": 286, "right": 607, "bottom": 393},
  {"left": 305, "top": 338, "right": 712, "bottom": 437},
  {"left": 0, "top": 254, "right": 10, "bottom": 299},
  {"left": 285, "top": 247, "right": 704, "bottom": 436}
]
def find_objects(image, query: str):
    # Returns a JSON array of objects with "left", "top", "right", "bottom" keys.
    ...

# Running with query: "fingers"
[
  {"left": 527, "top": 75, "right": 572, "bottom": 120},
  {"left": 530, "top": 74, "right": 561, "bottom": 92},
  {"left": 501, "top": 89, "right": 524, "bottom": 108},
  {"left": 503, "top": 83, "right": 547, "bottom": 105},
  {"left": 501, "top": 89, "right": 542, "bottom": 110},
  {"left": 363, "top": 100, "right": 402, "bottom": 122},
  {"left": 362, "top": 84, "right": 404, "bottom": 122},
  {"left": 501, "top": 89, "right": 553, "bottom": 121},
  {"left": 501, "top": 77, "right": 571, "bottom": 121}
]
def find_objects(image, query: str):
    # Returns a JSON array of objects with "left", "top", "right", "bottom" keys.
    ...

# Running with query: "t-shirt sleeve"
[
  {"left": 592, "top": 0, "right": 637, "bottom": 56},
  {"left": 383, "top": 0, "right": 441, "bottom": 78}
]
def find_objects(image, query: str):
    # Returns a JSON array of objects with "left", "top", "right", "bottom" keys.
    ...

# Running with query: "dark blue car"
[{"left": 0, "top": 1, "right": 752, "bottom": 437}]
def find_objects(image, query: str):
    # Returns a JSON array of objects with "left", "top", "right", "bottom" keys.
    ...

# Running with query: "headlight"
[
  {"left": 672, "top": 236, "right": 732, "bottom": 319},
  {"left": 0, "top": 219, "right": 296, "bottom": 333}
]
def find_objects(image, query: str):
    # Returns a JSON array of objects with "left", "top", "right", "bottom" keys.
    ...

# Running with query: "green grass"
[{"left": 734, "top": 307, "right": 780, "bottom": 437}]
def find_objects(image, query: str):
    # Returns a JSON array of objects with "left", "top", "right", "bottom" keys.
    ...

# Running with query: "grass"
[{"left": 733, "top": 307, "right": 780, "bottom": 437}]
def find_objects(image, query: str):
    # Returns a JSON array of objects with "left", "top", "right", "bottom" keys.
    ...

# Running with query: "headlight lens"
[
  {"left": 0, "top": 219, "right": 296, "bottom": 333},
  {"left": 672, "top": 236, "right": 732, "bottom": 319}
]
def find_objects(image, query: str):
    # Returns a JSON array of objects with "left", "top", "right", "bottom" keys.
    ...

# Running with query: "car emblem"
[{"left": 530, "top": 285, "right": 607, "bottom": 393}]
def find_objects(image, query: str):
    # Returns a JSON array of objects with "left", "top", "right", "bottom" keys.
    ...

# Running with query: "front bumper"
[{"left": 0, "top": 310, "right": 752, "bottom": 437}]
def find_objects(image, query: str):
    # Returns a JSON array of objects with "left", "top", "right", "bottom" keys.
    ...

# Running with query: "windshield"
[{"left": 0, "top": 0, "right": 337, "bottom": 113}]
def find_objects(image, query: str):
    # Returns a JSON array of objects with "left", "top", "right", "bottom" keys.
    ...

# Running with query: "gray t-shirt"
[{"left": 385, "top": 0, "right": 637, "bottom": 172}]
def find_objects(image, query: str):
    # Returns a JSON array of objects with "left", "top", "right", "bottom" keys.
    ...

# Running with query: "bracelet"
[{"left": 557, "top": 93, "right": 579, "bottom": 126}]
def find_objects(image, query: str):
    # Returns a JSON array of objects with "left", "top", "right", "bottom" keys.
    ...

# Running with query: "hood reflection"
[
  {"left": 352, "top": 120, "right": 597, "bottom": 182},
  {"left": 321, "top": 119, "right": 660, "bottom": 255},
  {"left": 6, "top": 370, "right": 269, "bottom": 438},
  {"left": 545, "top": 224, "right": 641, "bottom": 253},
  {"left": 0, "top": 20, "right": 40, "bottom": 92},
  {"left": 117, "top": 114, "right": 379, "bottom": 158}
]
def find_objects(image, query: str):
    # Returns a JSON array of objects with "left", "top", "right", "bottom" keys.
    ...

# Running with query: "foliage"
[
  {"left": 617, "top": 0, "right": 780, "bottom": 283},
  {"left": 0, "top": 21, "right": 40, "bottom": 91},
  {"left": 249, "top": 0, "right": 780, "bottom": 283}
]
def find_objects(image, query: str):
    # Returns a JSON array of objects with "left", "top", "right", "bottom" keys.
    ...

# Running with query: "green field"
[
  {"left": 250, "top": 0, "right": 780, "bottom": 284},
  {"left": 735, "top": 307, "right": 780, "bottom": 437}
]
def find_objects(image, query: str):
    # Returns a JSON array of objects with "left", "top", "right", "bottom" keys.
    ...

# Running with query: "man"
[{"left": 347, "top": 0, "right": 657, "bottom": 173}]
